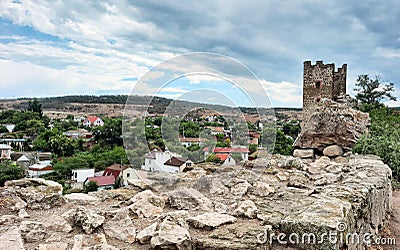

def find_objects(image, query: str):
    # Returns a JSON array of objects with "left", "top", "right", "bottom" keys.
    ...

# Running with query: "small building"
[
  {"left": 16, "top": 155, "right": 30, "bottom": 167},
  {"left": 215, "top": 153, "right": 237, "bottom": 166},
  {"left": 64, "top": 129, "right": 93, "bottom": 139},
  {"left": 72, "top": 169, "right": 95, "bottom": 183},
  {"left": 28, "top": 161, "right": 54, "bottom": 178},
  {"left": 103, "top": 164, "right": 138, "bottom": 186},
  {"left": 163, "top": 157, "right": 194, "bottom": 173},
  {"left": 83, "top": 116, "right": 104, "bottom": 127},
  {"left": 0, "top": 144, "right": 12, "bottom": 160},
  {"left": 212, "top": 147, "right": 250, "bottom": 161},
  {"left": 85, "top": 176, "right": 115, "bottom": 190},
  {"left": 206, "top": 126, "right": 226, "bottom": 135},
  {"left": 142, "top": 149, "right": 190, "bottom": 173},
  {"left": 179, "top": 137, "right": 208, "bottom": 147}
]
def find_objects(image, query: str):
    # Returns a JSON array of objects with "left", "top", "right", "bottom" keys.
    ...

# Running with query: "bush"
[
  {"left": 353, "top": 107, "right": 400, "bottom": 179},
  {"left": 85, "top": 181, "right": 98, "bottom": 193},
  {"left": 0, "top": 161, "right": 25, "bottom": 186}
]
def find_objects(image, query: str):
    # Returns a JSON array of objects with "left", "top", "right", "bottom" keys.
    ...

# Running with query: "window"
[
  {"left": 186, "top": 162, "right": 192, "bottom": 167},
  {"left": 74, "top": 172, "right": 77, "bottom": 178},
  {"left": 315, "top": 81, "right": 321, "bottom": 89},
  {"left": 127, "top": 173, "right": 130, "bottom": 178}
]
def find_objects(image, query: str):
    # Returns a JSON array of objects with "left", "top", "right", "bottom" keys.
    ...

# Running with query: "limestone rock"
[
  {"left": 150, "top": 219, "right": 191, "bottom": 250},
  {"left": 19, "top": 220, "right": 47, "bottom": 243},
  {"left": 251, "top": 181, "right": 274, "bottom": 197},
  {"left": 63, "top": 206, "right": 105, "bottom": 234},
  {"left": 4, "top": 178, "right": 64, "bottom": 209},
  {"left": 127, "top": 190, "right": 165, "bottom": 218},
  {"left": 136, "top": 223, "right": 158, "bottom": 244},
  {"left": 323, "top": 145, "right": 344, "bottom": 157},
  {"left": 233, "top": 200, "right": 258, "bottom": 218},
  {"left": 64, "top": 193, "right": 100, "bottom": 204},
  {"left": 187, "top": 212, "right": 236, "bottom": 229},
  {"left": 103, "top": 208, "right": 136, "bottom": 243},
  {"left": 0, "top": 226, "right": 24, "bottom": 250},
  {"left": 37, "top": 242, "right": 69, "bottom": 250},
  {"left": 293, "top": 149, "right": 314, "bottom": 158},
  {"left": 167, "top": 187, "right": 212, "bottom": 211},
  {"left": 294, "top": 101, "right": 369, "bottom": 150},
  {"left": 287, "top": 172, "right": 309, "bottom": 188},
  {"left": 230, "top": 181, "right": 251, "bottom": 196}
]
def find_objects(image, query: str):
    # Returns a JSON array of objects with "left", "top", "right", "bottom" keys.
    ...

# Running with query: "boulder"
[
  {"left": 63, "top": 206, "right": 105, "bottom": 234},
  {"left": 150, "top": 219, "right": 191, "bottom": 250},
  {"left": 64, "top": 193, "right": 100, "bottom": 204},
  {"left": 187, "top": 212, "right": 236, "bottom": 229},
  {"left": 230, "top": 181, "right": 251, "bottom": 196},
  {"left": 167, "top": 187, "right": 212, "bottom": 211},
  {"left": 4, "top": 178, "right": 64, "bottom": 209},
  {"left": 103, "top": 208, "right": 136, "bottom": 243},
  {"left": 294, "top": 99, "right": 369, "bottom": 151},
  {"left": 323, "top": 145, "right": 344, "bottom": 157},
  {"left": 233, "top": 200, "right": 258, "bottom": 219},
  {"left": 251, "top": 181, "right": 274, "bottom": 197},
  {"left": 136, "top": 223, "right": 158, "bottom": 244},
  {"left": 19, "top": 220, "right": 47, "bottom": 243},
  {"left": 287, "top": 172, "right": 310, "bottom": 188},
  {"left": 0, "top": 226, "right": 24, "bottom": 249},
  {"left": 293, "top": 149, "right": 314, "bottom": 158},
  {"left": 37, "top": 243, "right": 69, "bottom": 250},
  {"left": 127, "top": 190, "right": 165, "bottom": 218}
]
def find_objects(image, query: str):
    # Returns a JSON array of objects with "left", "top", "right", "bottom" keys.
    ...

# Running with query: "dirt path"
[{"left": 379, "top": 190, "right": 400, "bottom": 250}]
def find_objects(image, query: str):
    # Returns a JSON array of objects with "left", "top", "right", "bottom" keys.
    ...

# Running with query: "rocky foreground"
[{"left": 0, "top": 154, "right": 392, "bottom": 250}]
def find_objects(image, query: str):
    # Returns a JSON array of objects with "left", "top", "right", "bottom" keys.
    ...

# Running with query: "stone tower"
[{"left": 303, "top": 60, "right": 347, "bottom": 120}]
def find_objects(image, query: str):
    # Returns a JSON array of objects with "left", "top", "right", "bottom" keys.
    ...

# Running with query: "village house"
[
  {"left": 142, "top": 149, "right": 192, "bottom": 173},
  {"left": 179, "top": 137, "right": 208, "bottom": 147},
  {"left": 70, "top": 169, "right": 95, "bottom": 188},
  {"left": 27, "top": 160, "right": 54, "bottom": 178},
  {"left": 84, "top": 176, "right": 115, "bottom": 190},
  {"left": 103, "top": 164, "right": 138, "bottom": 186},
  {"left": 64, "top": 129, "right": 93, "bottom": 139},
  {"left": 163, "top": 156, "right": 194, "bottom": 172},
  {"left": 0, "top": 144, "right": 12, "bottom": 160},
  {"left": 83, "top": 116, "right": 104, "bottom": 127},
  {"left": 206, "top": 126, "right": 226, "bottom": 135},
  {"left": 214, "top": 153, "right": 237, "bottom": 166},
  {"left": 212, "top": 147, "right": 250, "bottom": 161}
]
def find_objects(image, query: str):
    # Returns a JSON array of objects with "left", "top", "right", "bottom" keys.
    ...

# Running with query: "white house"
[
  {"left": 0, "top": 144, "right": 12, "bottom": 160},
  {"left": 214, "top": 153, "right": 237, "bottom": 166},
  {"left": 83, "top": 116, "right": 104, "bottom": 127},
  {"left": 179, "top": 137, "right": 208, "bottom": 147},
  {"left": 28, "top": 160, "right": 54, "bottom": 178},
  {"left": 72, "top": 169, "right": 95, "bottom": 183},
  {"left": 142, "top": 149, "right": 191, "bottom": 173},
  {"left": 163, "top": 156, "right": 194, "bottom": 172},
  {"left": 103, "top": 164, "right": 139, "bottom": 186}
]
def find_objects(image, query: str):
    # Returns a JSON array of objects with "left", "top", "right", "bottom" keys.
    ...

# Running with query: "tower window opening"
[{"left": 315, "top": 81, "right": 321, "bottom": 89}]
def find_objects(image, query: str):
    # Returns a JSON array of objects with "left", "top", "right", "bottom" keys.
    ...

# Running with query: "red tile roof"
[
  {"left": 86, "top": 116, "right": 99, "bottom": 123},
  {"left": 103, "top": 164, "right": 129, "bottom": 178},
  {"left": 87, "top": 176, "right": 115, "bottom": 186},
  {"left": 213, "top": 147, "right": 250, "bottom": 153},
  {"left": 215, "top": 153, "right": 229, "bottom": 162}
]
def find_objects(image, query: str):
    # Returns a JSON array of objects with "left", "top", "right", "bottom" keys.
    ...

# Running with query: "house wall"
[
  {"left": 72, "top": 169, "right": 95, "bottom": 183},
  {"left": 223, "top": 156, "right": 236, "bottom": 166},
  {"left": 121, "top": 168, "right": 139, "bottom": 186},
  {"left": 28, "top": 170, "right": 54, "bottom": 178}
]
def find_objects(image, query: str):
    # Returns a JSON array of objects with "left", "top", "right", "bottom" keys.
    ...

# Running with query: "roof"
[
  {"left": 164, "top": 156, "right": 190, "bottom": 167},
  {"left": 213, "top": 147, "right": 250, "bottom": 153},
  {"left": 0, "top": 144, "right": 12, "bottom": 150},
  {"left": 29, "top": 164, "right": 53, "bottom": 171},
  {"left": 206, "top": 126, "right": 225, "bottom": 133},
  {"left": 87, "top": 176, "right": 115, "bottom": 186},
  {"left": 103, "top": 164, "right": 129, "bottom": 177},
  {"left": 215, "top": 154, "right": 230, "bottom": 162},
  {"left": 86, "top": 116, "right": 100, "bottom": 123},
  {"left": 17, "top": 155, "right": 30, "bottom": 162},
  {"left": 179, "top": 137, "right": 208, "bottom": 143}
]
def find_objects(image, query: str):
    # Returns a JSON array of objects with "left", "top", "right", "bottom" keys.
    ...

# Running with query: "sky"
[{"left": 0, "top": 0, "right": 399, "bottom": 107}]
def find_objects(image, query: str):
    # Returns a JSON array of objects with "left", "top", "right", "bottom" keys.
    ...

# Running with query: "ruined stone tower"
[{"left": 303, "top": 60, "right": 347, "bottom": 120}]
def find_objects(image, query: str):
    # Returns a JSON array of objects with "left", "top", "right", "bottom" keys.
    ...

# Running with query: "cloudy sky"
[{"left": 0, "top": 0, "right": 399, "bottom": 107}]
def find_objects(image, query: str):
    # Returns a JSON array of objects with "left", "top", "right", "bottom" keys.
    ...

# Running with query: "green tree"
[
  {"left": 273, "top": 130, "right": 294, "bottom": 155},
  {"left": 49, "top": 134, "right": 75, "bottom": 156},
  {"left": 353, "top": 107, "right": 400, "bottom": 179},
  {"left": 205, "top": 154, "right": 223, "bottom": 164},
  {"left": 354, "top": 75, "right": 397, "bottom": 111},
  {"left": 85, "top": 181, "right": 98, "bottom": 192},
  {"left": 0, "top": 126, "right": 8, "bottom": 133},
  {"left": 249, "top": 144, "right": 257, "bottom": 154},
  {"left": 0, "top": 161, "right": 25, "bottom": 186},
  {"left": 27, "top": 98, "right": 43, "bottom": 117}
]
